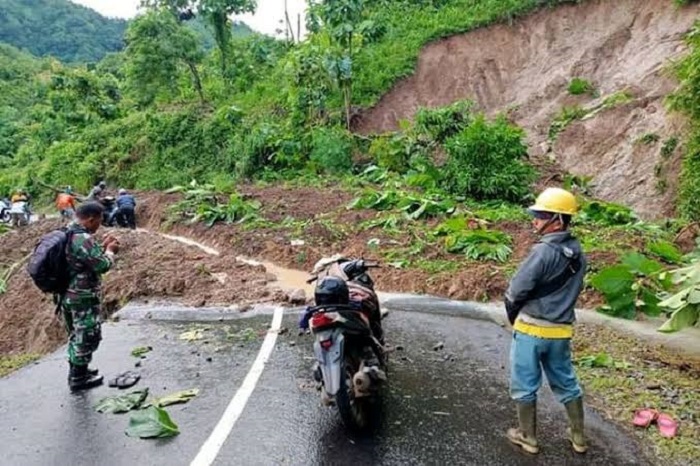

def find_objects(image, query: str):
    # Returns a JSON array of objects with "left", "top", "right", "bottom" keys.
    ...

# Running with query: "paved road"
[{"left": 0, "top": 306, "right": 650, "bottom": 466}]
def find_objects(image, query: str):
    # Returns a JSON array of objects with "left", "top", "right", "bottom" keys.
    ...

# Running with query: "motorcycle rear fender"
[{"left": 313, "top": 329, "right": 344, "bottom": 397}]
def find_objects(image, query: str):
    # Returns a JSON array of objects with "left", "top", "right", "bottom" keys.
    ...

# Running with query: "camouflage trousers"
[{"left": 61, "top": 298, "right": 102, "bottom": 366}]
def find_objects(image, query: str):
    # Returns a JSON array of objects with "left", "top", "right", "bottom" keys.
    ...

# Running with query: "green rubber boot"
[
  {"left": 565, "top": 397, "right": 588, "bottom": 454},
  {"left": 507, "top": 401, "right": 539, "bottom": 454}
]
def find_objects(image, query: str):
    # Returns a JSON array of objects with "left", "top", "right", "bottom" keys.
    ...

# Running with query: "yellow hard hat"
[{"left": 529, "top": 187, "right": 578, "bottom": 216}]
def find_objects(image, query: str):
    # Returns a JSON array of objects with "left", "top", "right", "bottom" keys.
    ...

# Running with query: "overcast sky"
[{"left": 70, "top": 0, "right": 307, "bottom": 37}]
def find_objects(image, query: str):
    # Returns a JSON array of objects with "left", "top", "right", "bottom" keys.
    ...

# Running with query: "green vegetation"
[
  {"left": 548, "top": 105, "right": 587, "bottom": 141},
  {"left": 590, "top": 253, "right": 668, "bottom": 320},
  {"left": 0, "top": 0, "right": 586, "bottom": 197},
  {"left": 0, "top": 0, "right": 252, "bottom": 63},
  {"left": 578, "top": 200, "right": 638, "bottom": 226},
  {"left": 671, "top": 20, "right": 700, "bottom": 220},
  {"left": 591, "top": 238, "right": 700, "bottom": 331},
  {"left": 0, "top": 353, "right": 40, "bottom": 377},
  {"left": 567, "top": 77, "right": 595, "bottom": 95},
  {"left": 435, "top": 218, "right": 513, "bottom": 262},
  {"left": 0, "top": 0, "right": 126, "bottom": 62},
  {"left": 601, "top": 90, "right": 633, "bottom": 108},
  {"left": 658, "top": 262, "right": 700, "bottom": 332},
  {"left": 637, "top": 133, "right": 660, "bottom": 145},
  {"left": 443, "top": 115, "right": 535, "bottom": 202},
  {"left": 166, "top": 182, "right": 261, "bottom": 227},
  {"left": 661, "top": 136, "right": 679, "bottom": 159}
]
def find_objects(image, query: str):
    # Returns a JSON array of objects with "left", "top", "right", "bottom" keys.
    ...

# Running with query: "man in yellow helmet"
[{"left": 504, "top": 187, "right": 587, "bottom": 455}]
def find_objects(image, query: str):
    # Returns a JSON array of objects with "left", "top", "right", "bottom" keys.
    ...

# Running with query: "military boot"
[
  {"left": 564, "top": 397, "right": 587, "bottom": 454},
  {"left": 507, "top": 401, "right": 539, "bottom": 454},
  {"left": 68, "top": 363, "right": 104, "bottom": 391}
]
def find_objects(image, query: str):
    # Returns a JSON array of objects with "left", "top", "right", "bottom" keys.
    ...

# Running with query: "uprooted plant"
[
  {"left": 348, "top": 188, "right": 456, "bottom": 220},
  {"left": 167, "top": 180, "right": 261, "bottom": 227},
  {"left": 433, "top": 216, "right": 513, "bottom": 262},
  {"left": 657, "top": 261, "right": 700, "bottom": 333},
  {"left": 591, "top": 246, "right": 700, "bottom": 332},
  {"left": 590, "top": 252, "right": 671, "bottom": 320}
]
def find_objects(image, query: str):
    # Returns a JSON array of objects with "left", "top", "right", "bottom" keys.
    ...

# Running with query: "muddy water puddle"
[{"left": 237, "top": 256, "right": 314, "bottom": 295}]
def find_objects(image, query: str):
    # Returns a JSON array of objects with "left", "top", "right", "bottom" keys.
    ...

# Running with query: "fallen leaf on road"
[
  {"left": 131, "top": 346, "right": 152, "bottom": 357},
  {"left": 145, "top": 389, "right": 200, "bottom": 408},
  {"left": 126, "top": 406, "right": 179, "bottom": 439},
  {"left": 95, "top": 389, "right": 149, "bottom": 414},
  {"left": 179, "top": 329, "right": 205, "bottom": 341}
]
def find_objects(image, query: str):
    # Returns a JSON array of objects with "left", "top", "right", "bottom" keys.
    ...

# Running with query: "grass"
[
  {"left": 0, "top": 353, "right": 41, "bottom": 377},
  {"left": 637, "top": 133, "right": 661, "bottom": 145},
  {"left": 602, "top": 90, "right": 633, "bottom": 109},
  {"left": 549, "top": 105, "right": 588, "bottom": 141},
  {"left": 662, "top": 137, "right": 680, "bottom": 159},
  {"left": 568, "top": 77, "right": 595, "bottom": 95},
  {"left": 574, "top": 323, "right": 700, "bottom": 465}
]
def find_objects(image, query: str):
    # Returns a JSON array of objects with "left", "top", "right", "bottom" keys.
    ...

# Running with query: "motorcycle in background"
[
  {"left": 303, "top": 256, "right": 388, "bottom": 432},
  {"left": 9, "top": 200, "right": 30, "bottom": 227},
  {"left": 0, "top": 198, "right": 10, "bottom": 224}
]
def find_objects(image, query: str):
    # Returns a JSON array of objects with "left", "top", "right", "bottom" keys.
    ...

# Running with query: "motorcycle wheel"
[
  {"left": 335, "top": 354, "right": 380, "bottom": 433},
  {"left": 0, "top": 211, "right": 9, "bottom": 223}
]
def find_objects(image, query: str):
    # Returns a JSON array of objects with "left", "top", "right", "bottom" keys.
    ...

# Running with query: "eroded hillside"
[{"left": 355, "top": 0, "right": 700, "bottom": 218}]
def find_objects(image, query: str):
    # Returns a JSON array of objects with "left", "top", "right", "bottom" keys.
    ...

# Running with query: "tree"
[
  {"left": 141, "top": 0, "right": 256, "bottom": 79},
  {"left": 308, "top": 0, "right": 364, "bottom": 129},
  {"left": 125, "top": 11, "right": 205, "bottom": 105}
]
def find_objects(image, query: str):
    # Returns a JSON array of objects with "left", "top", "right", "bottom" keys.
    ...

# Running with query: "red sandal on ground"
[
  {"left": 657, "top": 413, "right": 679, "bottom": 438},
  {"left": 632, "top": 409, "right": 658, "bottom": 428}
]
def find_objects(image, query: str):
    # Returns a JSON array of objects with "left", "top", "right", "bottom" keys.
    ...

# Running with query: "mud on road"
[
  {"left": 0, "top": 183, "right": 672, "bottom": 357},
  {"left": 0, "top": 220, "right": 283, "bottom": 355}
]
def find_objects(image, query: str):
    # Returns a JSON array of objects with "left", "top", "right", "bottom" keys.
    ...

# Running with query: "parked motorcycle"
[
  {"left": 303, "top": 256, "right": 387, "bottom": 432},
  {"left": 9, "top": 201, "right": 31, "bottom": 227},
  {"left": 0, "top": 198, "right": 10, "bottom": 224}
]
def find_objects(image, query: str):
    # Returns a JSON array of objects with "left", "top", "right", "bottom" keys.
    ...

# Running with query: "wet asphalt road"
[{"left": 0, "top": 307, "right": 651, "bottom": 466}]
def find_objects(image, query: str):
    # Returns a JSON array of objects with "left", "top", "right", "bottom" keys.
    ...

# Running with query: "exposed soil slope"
[{"left": 355, "top": 0, "right": 700, "bottom": 218}]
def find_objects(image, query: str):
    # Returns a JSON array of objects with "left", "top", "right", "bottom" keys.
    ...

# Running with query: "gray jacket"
[{"left": 505, "top": 231, "right": 586, "bottom": 324}]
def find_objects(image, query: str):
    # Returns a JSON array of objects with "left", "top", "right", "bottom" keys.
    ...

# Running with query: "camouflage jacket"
[{"left": 65, "top": 223, "right": 114, "bottom": 303}]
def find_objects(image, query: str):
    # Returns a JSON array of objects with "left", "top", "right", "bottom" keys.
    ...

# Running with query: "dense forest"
[
  {"left": 0, "top": 0, "right": 127, "bottom": 62},
  {"left": 0, "top": 0, "right": 253, "bottom": 62}
]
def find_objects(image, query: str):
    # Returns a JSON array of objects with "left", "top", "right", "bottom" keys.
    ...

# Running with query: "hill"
[
  {"left": 0, "top": 0, "right": 698, "bottom": 221},
  {"left": 0, "top": 0, "right": 253, "bottom": 63},
  {"left": 0, "top": 0, "right": 127, "bottom": 62}
]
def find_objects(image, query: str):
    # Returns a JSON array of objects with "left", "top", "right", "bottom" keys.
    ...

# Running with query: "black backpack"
[{"left": 27, "top": 228, "right": 74, "bottom": 294}]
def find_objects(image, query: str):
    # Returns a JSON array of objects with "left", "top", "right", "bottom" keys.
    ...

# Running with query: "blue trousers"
[{"left": 510, "top": 331, "right": 582, "bottom": 404}]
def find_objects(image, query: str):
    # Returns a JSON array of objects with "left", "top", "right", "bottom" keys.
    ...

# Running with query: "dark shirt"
[{"left": 116, "top": 194, "right": 136, "bottom": 209}]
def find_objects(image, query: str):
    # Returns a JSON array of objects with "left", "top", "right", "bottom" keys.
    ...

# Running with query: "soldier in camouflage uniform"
[{"left": 63, "top": 202, "right": 119, "bottom": 391}]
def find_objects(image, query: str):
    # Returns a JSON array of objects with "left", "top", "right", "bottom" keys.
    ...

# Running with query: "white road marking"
[{"left": 190, "top": 306, "right": 284, "bottom": 466}]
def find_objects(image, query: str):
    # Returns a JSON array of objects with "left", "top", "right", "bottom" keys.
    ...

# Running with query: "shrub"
[
  {"left": 309, "top": 127, "right": 353, "bottom": 174},
  {"left": 661, "top": 136, "right": 679, "bottom": 159},
  {"left": 369, "top": 135, "right": 410, "bottom": 173},
  {"left": 368, "top": 132, "right": 430, "bottom": 173},
  {"left": 568, "top": 78, "right": 594, "bottom": 95},
  {"left": 235, "top": 122, "right": 305, "bottom": 178},
  {"left": 637, "top": 133, "right": 660, "bottom": 145},
  {"left": 441, "top": 115, "right": 536, "bottom": 202},
  {"left": 415, "top": 100, "right": 473, "bottom": 142},
  {"left": 578, "top": 201, "right": 637, "bottom": 226}
]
